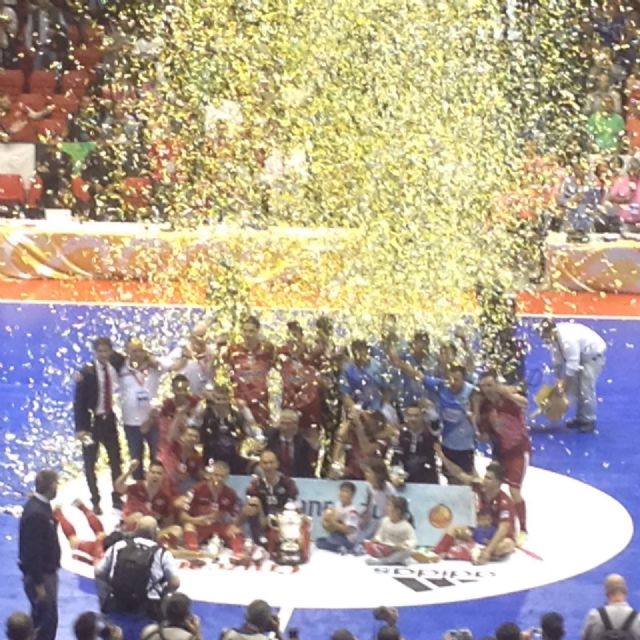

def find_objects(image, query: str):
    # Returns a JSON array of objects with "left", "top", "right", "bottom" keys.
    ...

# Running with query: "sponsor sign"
[{"left": 226, "top": 476, "right": 475, "bottom": 545}]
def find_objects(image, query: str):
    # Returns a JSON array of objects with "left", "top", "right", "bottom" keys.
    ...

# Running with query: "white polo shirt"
[
  {"left": 161, "top": 344, "right": 216, "bottom": 396},
  {"left": 119, "top": 361, "right": 162, "bottom": 426},
  {"left": 551, "top": 322, "right": 607, "bottom": 376}
]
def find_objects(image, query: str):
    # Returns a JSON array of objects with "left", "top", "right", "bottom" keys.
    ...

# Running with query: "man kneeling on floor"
[
  {"left": 95, "top": 515, "right": 180, "bottom": 622},
  {"left": 433, "top": 444, "right": 516, "bottom": 565}
]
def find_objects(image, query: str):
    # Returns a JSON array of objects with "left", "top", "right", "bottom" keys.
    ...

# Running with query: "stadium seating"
[
  {"left": 61, "top": 70, "right": 90, "bottom": 99},
  {"left": 17, "top": 94, "right": 47, "bottom": 113},
  {"left": 122, "top": 176, "right": 153, "bottom": 208},
  {"left": 0, "top": 70, "right": 24, "bottom": 97},
  {"left": 29, "top": 70, "right": 57, "bottom": 96},
  {"left": 0, "top": 174, "right": 25, "bottom": 205}
]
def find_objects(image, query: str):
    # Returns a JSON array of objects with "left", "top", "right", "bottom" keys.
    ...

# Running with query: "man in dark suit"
[
  {"left": 74, "top": 336, "right": 125, "bottom": 514},
  {"left": 18, "top": 469, "right": 60, "bottom": 640},
  {"left": 265, "top": 409, "right": 318, "bottom": 478}
]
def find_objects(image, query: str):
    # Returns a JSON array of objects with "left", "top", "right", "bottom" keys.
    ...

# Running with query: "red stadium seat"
[
  {"left": 17, "top": 93, "right": 47, "bottom": 112},
  {"left": 0, "top": 70, "right": 25, "bottom": 97},
  {"left": 67, "top": 24, "right": 81, "bottom": 46},
  {"left": 35, "top": 118, "right": 68, "bottom": 140},
  {"left": 0, "top": 174, "right": 25, "bottom": 205},
  {"left": 51, "top": 94, "right": 79, "bottom": 117},
  {"left": 26, "top": 175, "right": 43, "bottom": 207},
  {"left": 74, "top": 46, "right": 103, "bottom": 71},
  {"left": 84, "top": 26, "right": 104, "bottom": 46},
  {"left": 61, "top": 70, "right": 90, "bottom": 98},
  {"left": 72, "top": 176, "right": 91, "bottom": 203},
  {"left": 122, "top": 176, "right": 153, "bottom": 208},
  {"left": 29, "top": 70, "right": 57, "bottom": 96}
]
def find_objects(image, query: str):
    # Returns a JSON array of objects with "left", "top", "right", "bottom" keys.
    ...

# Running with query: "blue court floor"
[{"left": 0, "top": 301, "right": 638, "bottom": 640}]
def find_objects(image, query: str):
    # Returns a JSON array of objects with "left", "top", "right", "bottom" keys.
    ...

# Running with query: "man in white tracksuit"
[{"left": 539, "top": 319, "right": 606, "bottom": 432}]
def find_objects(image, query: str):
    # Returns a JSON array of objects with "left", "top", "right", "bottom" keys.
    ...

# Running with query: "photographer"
[
  {"left": 73, "top": 612, "right": 122, "bottom": 640},
  {"left": 141, "top": 593, "right": 202, "bottom": 640},
  {"left": 221, "top": 600, "right": 282, "bottom": 640}
]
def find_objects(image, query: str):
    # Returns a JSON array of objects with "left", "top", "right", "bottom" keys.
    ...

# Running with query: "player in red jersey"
[
  {"left": 53, "top": 500, "right": 106, "bottom": 564},
  {"left": 157, "top": 374, "right": 200, "bottom": 453},
  {"left": 473, "top": 370, "right": 531, "bottom": 538},
  {"left": 433, "top": 445, "right": 516, "bottom": 564},
  {"left": 222, "top": 316, "right": 274, "bottom": 427},
  {"left": 159, "top": 425, "right": 204, "bottom": 496},
  {"left": 180, "top": 461, "right": 243, "bottom": 553},
  {"left": 114, "top": 460, "right": 181, "bottom": 547},
  {"left": 275, "top": 321, "right": 323, "bottom": 434}
]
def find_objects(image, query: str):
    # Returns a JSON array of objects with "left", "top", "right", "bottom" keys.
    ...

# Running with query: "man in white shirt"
[
  {"left": 582, "top": 574, "right": 640, "bottom": 640},
  {"left": 161, "top": 322, "right": 217, "bottom": 397},
  {"left": 119, "top": 338, "right": 165, "bottom": 481},
  {"left": 539, "top": 319, "right": 607, "bottom": 432}
]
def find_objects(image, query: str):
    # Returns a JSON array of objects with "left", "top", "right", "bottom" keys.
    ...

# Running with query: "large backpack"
[
  {"left": 598, "top": 607, "right": 638, "bottom": 640},
  {"left": 109, "top": 538, "right": 161, "bottom": 613}
]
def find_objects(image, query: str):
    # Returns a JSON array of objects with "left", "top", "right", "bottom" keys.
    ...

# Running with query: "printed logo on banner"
[{"left": 373, "top": 566, "right": 497, "bottom": 592}]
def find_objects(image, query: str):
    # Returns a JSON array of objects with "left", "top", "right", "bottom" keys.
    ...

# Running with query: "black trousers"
[
  {"left": 82, "top": 413, "right": 122, "bottom": 506},
  {"left": 23, "top": 572, "right": 58, "bottom": 640}
]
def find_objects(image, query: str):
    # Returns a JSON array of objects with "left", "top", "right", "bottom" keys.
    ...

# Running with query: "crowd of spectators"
[{"left": 6, "top": 573, "right": 640, "bottom": 640}]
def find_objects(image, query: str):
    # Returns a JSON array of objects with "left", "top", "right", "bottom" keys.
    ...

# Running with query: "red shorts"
[{"left": 499, "top": 450, "right": 529, "bottom": 489}]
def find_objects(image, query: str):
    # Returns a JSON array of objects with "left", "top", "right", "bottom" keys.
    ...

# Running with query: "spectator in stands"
[
  {"left": 625, "top": 61, "right": 640, "bottom": 108},
  {"left": 141, "top": 593, "right": 202, "bottom": 640},
  {"left": 25, "top": 0, "right": 69, "bottom": 70},
  {"left": 0, "top": 94, "right": 55, "bottom": 143},
  {"left": 221, "top": 599, "right": 282, "bottom": 640},
  {"left": 582, "top": 574, "right": 640, "bottom": 640},
  {"left": 555, "top": 161, "right": 600, "bottom": 240},
  {"left": 35, "top": 144, "right": 72, "bottom": 208},
  {"left": 0, "top": 0, "right": 18, "bottom": 68},
  {"left": 627, "top": 99, "right": 640, "bottom": 152},
  {"left": 608, "top": 157, "right": 640, "bottom": 229},
  {"left": 585, "top": 73, "right": 622, "bottom": 115},
  {"left": 587, "top": 95, "right": 625, "bottom": 152},
  {"left": 615, "top": 14, "right": 640, "bottom": 74},
  {"left": 5, "top": 613, "right": 34, "bottom": 640},
  {"left": 73, "top": 612, "right": 122, "bottom": 640},
  {"left": 587, "top": 46, "right": 626, "bottom": 91}
]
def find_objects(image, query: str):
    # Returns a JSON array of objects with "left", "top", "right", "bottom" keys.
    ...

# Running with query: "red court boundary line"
[{"left": 2, "top": 281, "right": 640, "bottom": 317}]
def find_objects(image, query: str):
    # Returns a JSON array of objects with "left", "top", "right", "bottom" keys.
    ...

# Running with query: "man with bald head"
[
  {"left": 582, "top": 574, "right": 640, "bottom": 640},
  {"left": 265, "top": 409, "right": 318, "bottom": 477},
  {"left": 239, "top": 450, "right": 298, "bottom": 544},
  {"left": 95, "top": 515, "right": 180, "bottom": 621}
]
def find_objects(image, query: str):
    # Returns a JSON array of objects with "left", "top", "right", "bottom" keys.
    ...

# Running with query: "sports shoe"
[
  {"left": 411, "top": 549, "right": 440, "bottom": 564},
  {"left": 91, "top": 501, "right": 102, "bottom": 516},
  {"left": 111, "top": 495, "right": 123, "bottom": 510},
  {"left": 579, "top": 421, "right": 596, "bottom": 433},
  {"left": 71, "top": 498, "right": 86, "bottom": 510},
  {"left": 565, "top": 418, "right": 583, "bottom": 429},
  {"left": 516, "top": 531, "right": 528, "bottom": 548}
]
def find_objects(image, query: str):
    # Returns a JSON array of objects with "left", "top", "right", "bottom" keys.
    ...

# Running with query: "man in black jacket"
[
  {"left": 18, "top": 469, "right": 60, "bottom": 640},
  {"left": 265, "top": 409, "right": 318, "bottom": 478},
  {"left": 74, "top": 336, "right": 125, "bottom": 514}
]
